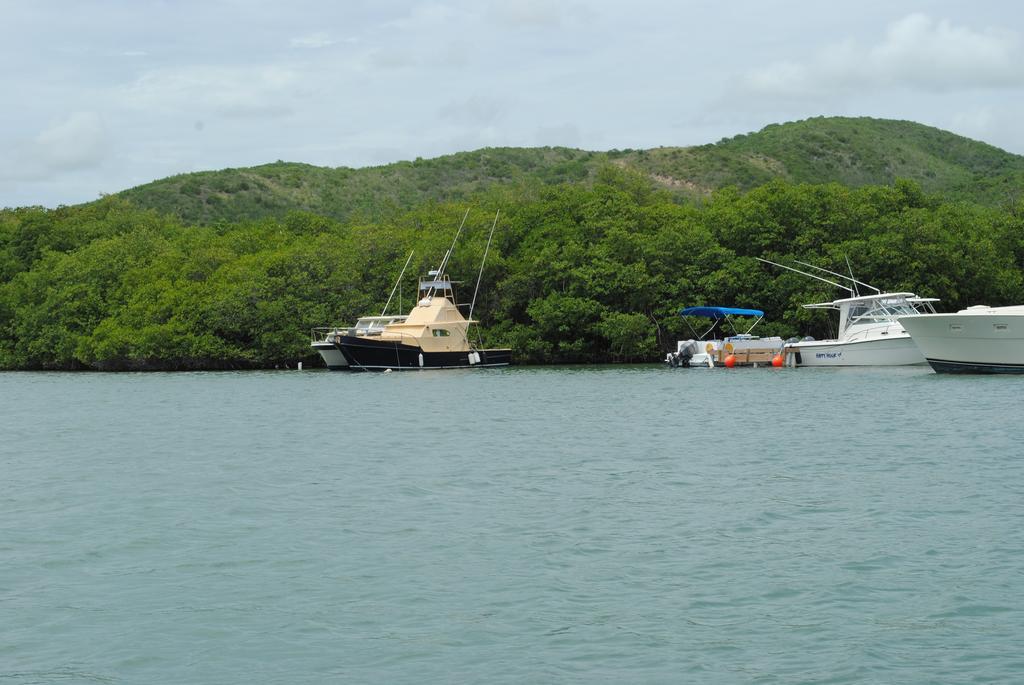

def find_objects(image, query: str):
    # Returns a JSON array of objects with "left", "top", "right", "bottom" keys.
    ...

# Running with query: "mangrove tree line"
[{"left": 2, "top": 167, "right": 1023, "bottom": 369}]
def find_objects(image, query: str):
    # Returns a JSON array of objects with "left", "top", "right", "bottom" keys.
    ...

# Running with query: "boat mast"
[
  {"left": 468, "top": 210, "right": 499, "bottom": 322},
  {"left": 380, "top": 250, "right": 415, "bottom": 316}
]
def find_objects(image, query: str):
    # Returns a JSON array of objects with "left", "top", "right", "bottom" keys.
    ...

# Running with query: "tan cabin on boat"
[{"left": 369, "top": 293, "right": 475, "bottom": 353}]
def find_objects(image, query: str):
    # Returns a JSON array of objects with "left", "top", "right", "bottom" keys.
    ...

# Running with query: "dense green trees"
[{"left": 2, "top": 171, "right": 1023, "bottom": 370}]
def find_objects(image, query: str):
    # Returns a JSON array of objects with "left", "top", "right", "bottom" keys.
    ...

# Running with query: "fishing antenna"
[
  {"left": 792, "top": 259, "right": 880, "bottom": 295},
  {"left": 433, "top": 209, "right": 470, "bottom": 278},
  {"left": 468, "top": 210, "right": 499, "bottom": 322},
  {"left": 380, "top": 250, "right": 415, "bottom": 316},
  {"left": 845, "top": 256, "right": 862, "bottom": 296},
  {"left": 756, "top": 257, "right": 853, "bottom": 294}
]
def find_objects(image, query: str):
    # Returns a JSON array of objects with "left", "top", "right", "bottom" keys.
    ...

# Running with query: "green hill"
[
  {"left": 640, "top": 117, "right": 1024, "bottom": 201},
  {"left": 115, "top": 148, "right": 602, "bottom": 225},
  {"left": 112, "top": 117, "right": 1024, "bottom": 225}
]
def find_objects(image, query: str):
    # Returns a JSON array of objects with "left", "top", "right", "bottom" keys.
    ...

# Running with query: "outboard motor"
[
  {"left": 667, "top": 340, "right": 700, "bottom": 368},
  {"left": 677, "top": 349, "right": 692, "bottom": 368},
  {"left": 677, "top": 339, "right": 698, "bottom": 368}
]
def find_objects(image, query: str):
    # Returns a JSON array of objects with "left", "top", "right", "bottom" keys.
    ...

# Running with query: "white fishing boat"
[
  {"left": 783, "top": 292, "right": 940, "bottom": 366},
  {"left": 666, "top": 306, "right": 785, "bottom": 368},
  {"left": 899, "top": 305, "right": 1024, "bottom": 373},
  {"left": 758, "top": 258, "right": 939, "bottom": 367}
]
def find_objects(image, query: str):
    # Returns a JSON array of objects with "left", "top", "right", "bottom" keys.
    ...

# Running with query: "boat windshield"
[
  {"left": 353, "top": 317, "right": 404, "bottom": 333},
  {"left": 847, "top": 298, "right": 919, "bottom": 326}
]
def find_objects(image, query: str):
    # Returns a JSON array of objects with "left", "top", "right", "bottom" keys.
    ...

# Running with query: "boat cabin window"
[
  {"left": 432, "top": 329, "right": 451, "bottom": 337},
  {"left": 847, "top": 299, "right": 919, "bottom": 326}
]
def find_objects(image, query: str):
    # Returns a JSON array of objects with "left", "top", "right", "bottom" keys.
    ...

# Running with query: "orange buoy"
[
  {"left": 772, "top": 354, "right": 784, "bottom": 367},
  {"left": 724, "top": 354, "right": 736, "bottom": 368}
]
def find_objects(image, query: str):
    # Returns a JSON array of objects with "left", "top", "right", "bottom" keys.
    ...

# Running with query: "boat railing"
[
  {"left": 311, "top": 326, "right": 351, "bottom": 343},
  {"left": 311, "top": 318, "right": 413, "bottom": 343}
]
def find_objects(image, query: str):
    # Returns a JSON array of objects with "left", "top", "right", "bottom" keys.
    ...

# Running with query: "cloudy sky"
[{"left": 3, "top": 0, "right": 1023, "bottom": 208}]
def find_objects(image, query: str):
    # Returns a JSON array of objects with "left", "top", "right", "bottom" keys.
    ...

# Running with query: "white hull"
[
  {"left": 786, "top": 334, "right": 926, "bottom": 366},
  {"left": 899, "top": 308, "right": 1024, "bottom": 373}
]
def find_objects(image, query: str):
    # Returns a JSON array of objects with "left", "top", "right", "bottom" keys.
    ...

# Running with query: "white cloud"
[
  {"left": 485, "top": 1, "right": 564, "bottom": 29},
  {"left": 949, "top": 104, "right": 1024, "bottom": 153},
  {"left": 484, "top": 1, "right": 596, "bottom": 30},
  {"left": 122, "top": 66, "right": 299, "bottom": 118},
  {"left": 365, "top": 49, "right": 417, "bottom": 70},
  {"left": 0, "top": 112, "right": 109, "bottom": 183},
  {"left": 873, "top": 14, "right": 1021, "bottom": 89},
  {"left": 36, "top": 112, "right": 108, "bottom": 170},
  {"left": 534, "top": 123, "right": 582, "bottom": 148},
  {"left": 437, "top": 96, "right": 507, "bottom": 126},
  {"left": 384, "top": 3, "right": 462, "bottom": 32},
  {"left": 738, "top": 14, "right": 1024, "bottom": 98},
  {"left": 952, "top": 106, "right": 996, "bottom": 135},
  {"left": 290, "top": 32, "right": 337, "bottom": 49}
]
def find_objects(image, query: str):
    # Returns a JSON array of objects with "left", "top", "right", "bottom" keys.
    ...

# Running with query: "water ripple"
[{"left": 3, "top": 367, "right": 1024, "bottom": 683}]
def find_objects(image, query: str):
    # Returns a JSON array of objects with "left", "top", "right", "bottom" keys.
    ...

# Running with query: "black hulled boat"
[{"left": 337, "top": 212, "right": 512, "bottom": 371}]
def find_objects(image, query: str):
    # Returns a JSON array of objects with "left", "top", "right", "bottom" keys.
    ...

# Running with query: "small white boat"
[
  {"left": 899, "top": 305, "right": 1024, "bottom": 373},
  {"left": 311, "top": 316, "right": 408, "bottom": 369},
  {"left": 666, "top": 306, "right": 785, "bottom": 368},
  {"left": 758, "top": 258, "right": 939, "bottom": 367},
  {"left": 311, "top": 251, "right": 416, "bottom": 370}
]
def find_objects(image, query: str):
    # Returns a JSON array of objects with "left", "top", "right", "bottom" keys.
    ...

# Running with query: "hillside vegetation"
[
  {"left": 3, "top": 166, "right": 1023, "bottom": 370},
  {"left": 116, "top": 148, "right": 599, "bottom": 225},
  {"left": 111, "top": 117, "right": 1024, "bottom": 225}
]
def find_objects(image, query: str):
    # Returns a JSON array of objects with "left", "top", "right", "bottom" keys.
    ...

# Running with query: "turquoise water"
[{"left": 2, "top": 366, "right": 1023, "bottom": 683}]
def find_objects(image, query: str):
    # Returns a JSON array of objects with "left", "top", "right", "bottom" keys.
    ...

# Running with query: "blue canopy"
[{"left": 679, "top": 306, "right": 764, "bottom": 319}]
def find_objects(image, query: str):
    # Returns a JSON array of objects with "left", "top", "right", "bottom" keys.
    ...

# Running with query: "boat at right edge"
[{"left": 899, "top": 305, "right": 1024, "bottom": 373}]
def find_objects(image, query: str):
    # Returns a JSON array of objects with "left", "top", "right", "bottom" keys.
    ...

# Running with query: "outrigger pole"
[
  {"left": 793, "top": 258, "right": 880, "bottom": 294},
  {"left": 469, "top": 210, "right": 499, "bottom": 322},
  {"left": 756, "top": 257, "right": 854, "bottom": 294},
  {"left": 426, "top": 207, "right": 471, "bottom": 299},
  {"left": 380, "top": 250, "right": 415, "bottom": 316}
]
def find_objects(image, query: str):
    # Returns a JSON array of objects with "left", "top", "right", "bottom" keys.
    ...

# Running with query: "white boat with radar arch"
[{"left": 758, "top": 258, "right": 939, "bottom": 367}]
